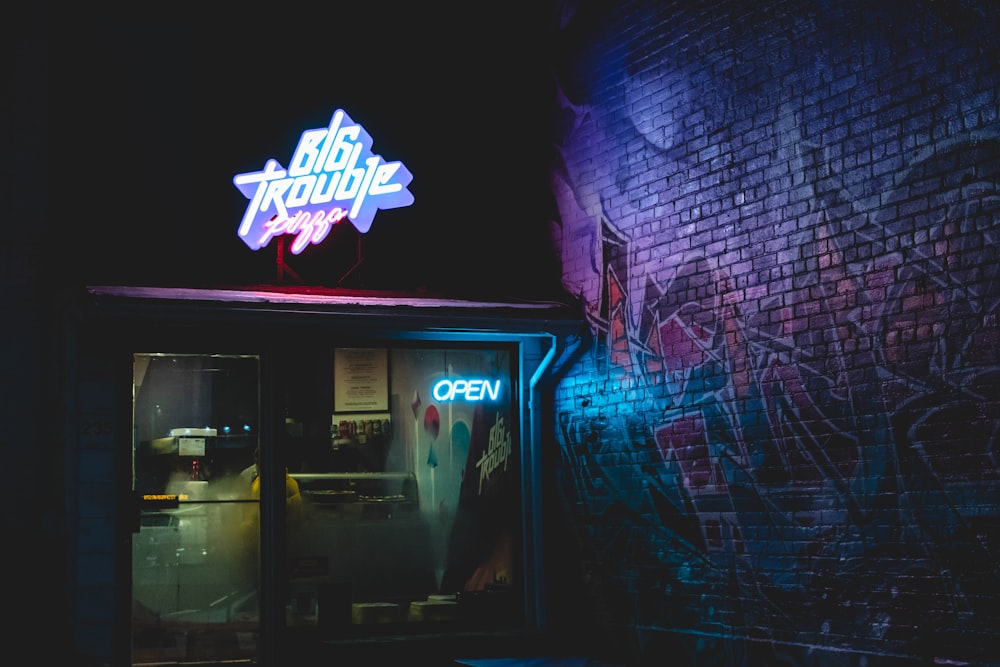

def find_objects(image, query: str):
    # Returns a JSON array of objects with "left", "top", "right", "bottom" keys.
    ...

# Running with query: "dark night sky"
[{"left": 52, "top": 4, "right": 562, "bottom": 299}]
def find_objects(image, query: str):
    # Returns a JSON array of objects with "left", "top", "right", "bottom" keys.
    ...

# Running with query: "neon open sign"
[
  {"left": 233, "top": 109, "right": 414, "bottom": 254},
  {"left": 432, "top": 379, "right": 502, "bottom": 402}
]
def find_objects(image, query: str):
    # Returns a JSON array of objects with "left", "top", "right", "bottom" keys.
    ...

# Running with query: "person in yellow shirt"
[
  {"left": 250, "top": 460, "right": 304, "bottom": 522},
  {"left": 238, "top": 448, "right": 305, "bottom": 586},
  {"left": 245, "top": 447, "right": 304, "bottom": 519}
]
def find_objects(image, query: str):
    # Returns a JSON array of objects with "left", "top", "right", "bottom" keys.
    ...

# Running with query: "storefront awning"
[{"left": 82, "top": 285, "right": 586, "bottom": 338}]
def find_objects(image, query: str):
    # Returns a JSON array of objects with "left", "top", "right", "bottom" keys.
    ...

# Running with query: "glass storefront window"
[
  {"left": 73, "top": 285, "right": 579, "bottom": 666},
  {"left": 283, "top": 345, "right": 522, "bottom": 635},
  {"left": 129, "top": 343, "right": 523, "bottom": 665}
]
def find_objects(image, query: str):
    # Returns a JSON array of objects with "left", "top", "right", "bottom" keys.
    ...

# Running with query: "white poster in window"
[
  {"left": 334, "top": 348, "right": 389, "bottom": 412},
  {"left": 178, "top": 437, "right": 206, "bottom": 456}
]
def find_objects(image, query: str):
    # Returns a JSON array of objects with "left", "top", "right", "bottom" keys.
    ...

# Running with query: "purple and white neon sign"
[{"left": 233, "top": 109, "right": 414, "bottom": 254}]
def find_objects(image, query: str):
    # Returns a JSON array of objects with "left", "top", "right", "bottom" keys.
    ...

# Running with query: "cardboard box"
[
  {"left": 407, "top": 599, "right": 459, "bottom": 622},
  {"left": 351, "top": 602, "right": 406, "bottom": 624}
]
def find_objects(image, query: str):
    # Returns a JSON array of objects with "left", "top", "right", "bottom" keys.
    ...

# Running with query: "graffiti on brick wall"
[{"left": 550, "top": 1, "right": 1000, "bottom": 664}]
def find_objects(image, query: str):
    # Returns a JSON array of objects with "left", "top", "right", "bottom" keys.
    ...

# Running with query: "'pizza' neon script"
[{"left": 233, "top": 109, "right": 414, "bottom": 253}]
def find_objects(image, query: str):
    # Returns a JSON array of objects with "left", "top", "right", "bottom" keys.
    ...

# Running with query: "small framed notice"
[
  {"left": 178, "top": 437, "right": 207, "bottom": 457},
  {"left": 334, "top": 348, "right": 390, "bottom": 413}
]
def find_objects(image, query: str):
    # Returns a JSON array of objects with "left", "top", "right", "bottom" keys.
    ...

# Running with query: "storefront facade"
[{"left": 64, "top": 284, "right": 584, "bottom": 666}]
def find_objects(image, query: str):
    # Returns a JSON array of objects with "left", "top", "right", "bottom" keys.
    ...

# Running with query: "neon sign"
[
  {"left": 233, "top": 109, "right": 414, "bottom": 254},
  {"left": 432, "top": 378, "right": 502, "bottom": 402}
]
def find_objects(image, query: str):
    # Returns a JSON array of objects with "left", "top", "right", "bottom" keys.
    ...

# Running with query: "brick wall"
[{"left": 548, "top": 1, "right": 1000, "bottom": 664}]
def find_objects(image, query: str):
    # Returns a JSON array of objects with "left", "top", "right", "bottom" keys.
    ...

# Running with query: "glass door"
[{"left": 130, "top": 353, "right": 261, "bottom": 665}]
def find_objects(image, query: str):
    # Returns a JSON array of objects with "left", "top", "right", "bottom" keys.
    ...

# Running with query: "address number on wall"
[{"left": 80, "top": 416, "right": 114, "bottom": 448}]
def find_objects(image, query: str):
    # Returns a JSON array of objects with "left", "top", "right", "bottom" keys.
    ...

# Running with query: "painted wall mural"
[{"left": 548, "top": 1, "right": 1000, "bottom": 664}]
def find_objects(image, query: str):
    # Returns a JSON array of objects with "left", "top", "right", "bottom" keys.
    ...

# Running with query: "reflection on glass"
[
  {"left": 283, "top": 347, "right": 522, "bottom": 635},
  {"left": 131, "top": 354, "right": 260, "bottom": 665}
]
